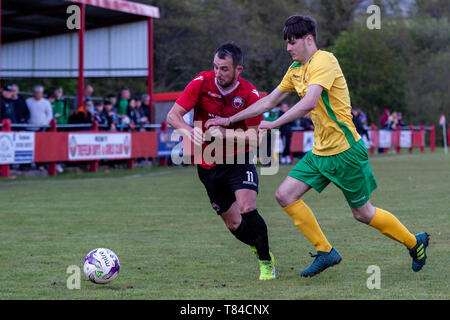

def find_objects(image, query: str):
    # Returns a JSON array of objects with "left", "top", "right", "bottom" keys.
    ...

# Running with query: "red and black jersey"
[{"left": 176, "top": 70, "right": 263, "bottom": 168}]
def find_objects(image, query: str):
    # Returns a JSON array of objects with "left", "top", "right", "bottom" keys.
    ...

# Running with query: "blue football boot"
[
  {"left": 301, "top": 248, "right": 342, "bottom": 277},
  {"left": 409, "top": 232, "right": 430, "bottom": 272}
]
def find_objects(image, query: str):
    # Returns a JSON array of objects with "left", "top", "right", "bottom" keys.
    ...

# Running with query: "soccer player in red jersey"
[{"left": 166, "top": 42, "right": 276, "bottom": 280}]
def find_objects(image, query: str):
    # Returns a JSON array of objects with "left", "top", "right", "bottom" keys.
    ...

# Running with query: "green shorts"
[{"left": 289, "top": 139, "right": 377, "bottom": 208}]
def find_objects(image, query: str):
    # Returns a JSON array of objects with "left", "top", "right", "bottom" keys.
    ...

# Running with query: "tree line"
[
  {"left": 4, "top": 0, "right": 448, "bottom": 127},
  {"left": 150, "top": 0, "right": 448, "bottom": 127}
]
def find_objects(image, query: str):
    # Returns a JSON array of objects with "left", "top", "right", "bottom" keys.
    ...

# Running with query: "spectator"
[
  {"left": 357, "top": 109, "right": 368, "bottom": 127},
  {"left": 380, "top": 108, "right": 390, "bottom": 129},
  {"left": 392, "top": 112, "right": 399, "bottom": 130},
  {"left": 127, "top": 97, "right": 139, "bottom": 127},
  {"left": 0, "top": 85, "right": 16, "bottom": 123},
  {"left": 116, "top": 87, "right": 130, "bottom": 125},
  {"left": 278, "top": 102, "right": 295, "bottom": 164},
  {"left": 26, "top": 85, "right": 53, "bottom": 131},
  {"left": 69, "top": 103, "right": 92, "bottom": 129},
  {"left": 74, "top": 85, "right": 94, "bottom": 110},
  {"left": 352, "top": 109, "right": 366, "bottom": 135},
  {"left": 141, "top": 94, "right": 152, "bottom": 124},
  {"left": 352, "top": 109, "right": 371, "bottom": 145},
  {"left": 52, "top": 87, "right": 70, "bottom": 125},
  {"left": 84, "top": 98, "right": 94, "bottom": 114},
  {"left": 92, "top": 101, "right": 109, "bottom": 129},
  {"left": 104, "top": 100, "right": 117, "bottom": 131},
  {"left": 107, "top": 94, "right": 117, "bottom": 110},
  {"left": 387, "top": 111, "right": 399, "bottom": 130},
  {"left": 11, "top": 84, "right": 30, "bottom": 124},
  {"left": 85, "top": 85, "right": 94, "bottom": 99},
  {"left": 48, "top": 93, "right": 56, "bottom": 104},
  {"left": 299, "top": 114, "right": 314, "bottom": 130},
  {"left": 135, "top": 97, "right": 142, "bottom": 109}
]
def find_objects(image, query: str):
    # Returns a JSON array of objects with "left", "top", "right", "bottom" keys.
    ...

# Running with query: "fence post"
[
  {"left": 89, "top": 120, "right": 99, "bottom": 172},
  {"left": 159, "top": 121, "right": 168, "bottom": 167},
  {"left": 396, "top": 126, "right": 401, "bottom": 154},
  {"left": 127, "top": 157, "right": 134, "bottom": 169},
  {"left": 448, "top": 123, "right": 450, "bottom": 150},
  {"left": 409, "top": 125, "right": 414, "bottom": 153},
  {"left": 47, "top": 119, "right": 58, "bottom": 176},
  {"left": 420, "top": 125, "right": 425, "bottom": 153},
  {"left": 430, "top": 125, "right": 435, "bottom": 152},
  {"left": 1, "top": 119, "right": 11, "bottom": 178}
]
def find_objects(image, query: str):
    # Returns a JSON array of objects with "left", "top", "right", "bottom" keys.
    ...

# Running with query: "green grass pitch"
[{"left": 0, "top": 149, "right": 448, "bottom": 299}]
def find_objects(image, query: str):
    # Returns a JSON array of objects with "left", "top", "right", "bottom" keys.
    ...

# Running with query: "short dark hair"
[
  {"left": 214, "top": 42, "right": 243, "bottom": 68},
  {"left": 283, "top": 15, "right": 317, "bottom": 44}
]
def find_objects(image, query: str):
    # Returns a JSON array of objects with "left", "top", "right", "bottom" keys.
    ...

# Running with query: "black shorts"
[{"left": 197, "top": 163, "right": 259, "bottom": 215}]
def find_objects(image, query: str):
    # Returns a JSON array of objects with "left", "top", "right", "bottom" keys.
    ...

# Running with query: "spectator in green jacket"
[
  {"left": 116, "top": 87, "right": 130, "bottom": 116},
  {"left": 52, "top": 87, "right": 70, "bottom": 125}
]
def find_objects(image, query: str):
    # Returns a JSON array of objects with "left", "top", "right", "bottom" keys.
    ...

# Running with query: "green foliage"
[
  {"left": 330, "top": 24, "right": 406, "bottom": 125},
  {"left": 414, "top": 0, "right": 450, "bottom": 19},
  {"left": 329, "top": 16, "right": 449, "bottom": 126},
  {"left": 406, "top": 17, "right": 450, "bottom": 125},
  {"left": 313, "top": 0, "right": 364, "bottom": 47}
]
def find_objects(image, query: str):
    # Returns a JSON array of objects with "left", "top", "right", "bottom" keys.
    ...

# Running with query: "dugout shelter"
[{"left": 0, "top": 0, "right": 160, "bottom": 120}]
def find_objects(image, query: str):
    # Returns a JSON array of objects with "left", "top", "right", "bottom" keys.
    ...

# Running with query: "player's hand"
[
  {"left": 258, "top": 121, "right": 277, "bottom": 130},
  {"left": 190, "top": 126, "right": 204, "bottom": 147},
  {"left": 205, "top": 116, "right": 230, "bottom": 129},
  {"left": 207, "top": 126, "right": 226, "bottom": 139}
]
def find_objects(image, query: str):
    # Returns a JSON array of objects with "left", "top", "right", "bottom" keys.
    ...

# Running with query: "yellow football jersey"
[{"left": 278, "top": 50, "right": 360, "bottom": 156}]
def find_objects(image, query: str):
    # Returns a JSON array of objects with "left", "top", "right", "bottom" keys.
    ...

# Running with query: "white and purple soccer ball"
[{"left": 83, "top": 248, "right": 120, "bottom": 284}]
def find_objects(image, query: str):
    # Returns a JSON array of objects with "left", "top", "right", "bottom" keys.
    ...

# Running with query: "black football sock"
[
  {"left": 229, "top": 217, "right": 255, "bottom": 247},
  {"left": 242, "top": 209, "right": 271, "bottom": 261}
]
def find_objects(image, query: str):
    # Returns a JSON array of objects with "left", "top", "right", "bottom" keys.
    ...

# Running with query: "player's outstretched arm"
[
  {"left": 205, "top": 88, "right": 289, "bottom": 128},
  {"left": 259, "top": 85, "right": 322, "bottom": 130}
]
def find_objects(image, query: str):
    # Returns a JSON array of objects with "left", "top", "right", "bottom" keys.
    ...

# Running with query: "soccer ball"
[{"left": 83, "top": 248, "right": 120, "bottom": 284}]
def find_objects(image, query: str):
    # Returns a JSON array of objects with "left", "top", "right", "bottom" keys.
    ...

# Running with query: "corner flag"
[
  {"left": 440, "top": 114, "right": 448, "bottom": 154},
  {"left": 439, "top": 114, "right": 446, "bottom": 126}
]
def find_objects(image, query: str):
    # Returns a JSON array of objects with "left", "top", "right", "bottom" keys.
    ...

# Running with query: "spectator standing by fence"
[
  {"left": 141, "top": 94, "right": 152, "bottom": 124},
  {"left": 380, "top": 109, "right": 390, "bottom": 129},
  {"left": 127, "top": 97, "right": 139, "bottom": 128},
  {"left": 84, "top": 98, "right": 95, "bottom": 114},
  {"left": 52, "top": 87, "right": 70, "bottom": 125},
  {"left": 11, "top": 84, "right": 30, "bottom": 124},
  {"left": 352, "top": 109, "right": 371, "bottom": 145},
  {"left": 116, "top": 87, "right": 130, "bottom": 127},
  {"left": 106, "top": 94, "right": 117, "bottom": 110},
  {"left": 93, "top": 100, "right": 109, "bottom": 129},
  {"left": 26, "top": 85, "right": 53, "bottom": 131},
  {"left": 69, "top": 102, "right": 92, "bottom": 129},
  {"left": 104, "top": 100, "right": 117, "bottom": 131},
  {"left": 74, "top": 85, "right": 94, "bottom": 110},
  {"left": 1, "top": 85, "right": 16, "bottom": 123}
]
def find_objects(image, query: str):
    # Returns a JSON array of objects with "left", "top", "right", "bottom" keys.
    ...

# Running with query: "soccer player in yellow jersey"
[{"left": 206, "top": 15, "right": 429, "bottom": 277}]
